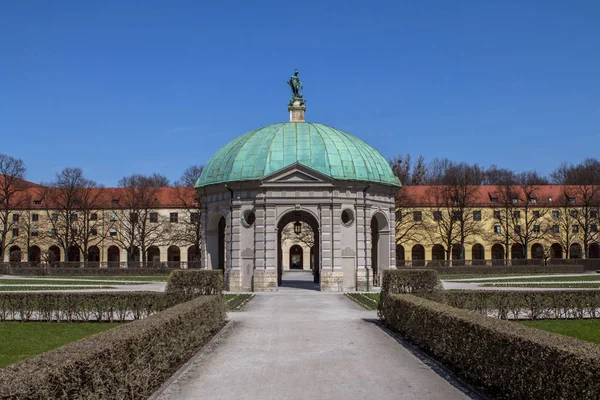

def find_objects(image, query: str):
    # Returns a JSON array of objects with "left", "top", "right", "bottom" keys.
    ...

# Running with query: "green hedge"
[
  {"left": 446, "top": 290, "right": 600, "bottom": 320},
  {"left": 0, "top": 292, "right": 166, "bottom": 322},
  {"left": 0, "top": 295, "right": 226, "bottom": 399},
  {"left": 425, "top": 265, "right": 584, "bottom": 275},
  {"left": 380, "top": 293, "right": 600, "bottom": 399},
  {"left": 165, "top": 269, "right": 224, "bottom": 305}
]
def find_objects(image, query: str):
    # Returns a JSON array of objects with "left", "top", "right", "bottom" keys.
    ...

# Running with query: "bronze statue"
[{"left": 286, "top": 69, "right": 303, "bottom": 98}]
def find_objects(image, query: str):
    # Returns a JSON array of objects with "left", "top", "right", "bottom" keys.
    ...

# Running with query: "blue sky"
[{"left": 1, "top": 1, "right": 599, "bottom": 186}]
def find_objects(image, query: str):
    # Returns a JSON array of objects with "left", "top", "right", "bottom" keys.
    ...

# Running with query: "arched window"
[
  {"left": 411, "top": 244, "right": 425, "bottom": 267},
  {"left": 147, "top": 246, "right": 160, "bottom": 264},
  {"left": 472, "top": 244, "right": 485, "bottom": 265},
  {"left": 107, "top": 246, "right": 120, "bottom": 266},
  {"left": 48, "top": 246, "right": 61, "bottom": 263},
  {"left": 9, "top": 246, "right": 21, "bottom": 263},
  {"left": 550, "top": 243, "right": 563, "bottom": 259},
  {"left": 569, "top": 243, "right": 582, "bottom": 259},
  {"left": 28, "top": 246, "right": 41, "bottom": 263},
  {"left": 589, "top": 243, "right": 600, "bottom": 259},
  {"left": 88, "top": 246, "right": 100, "bottom": 262},
  {"left": 167, "top": 245, "right": 181, "bottom": 266},
  {"left": 68, "top": 246, "right": 80, "bottom": 262},
  {"left": 511, "top": 243, "right": 525, "bottom": 260},
  {"left": 491, "top": 244, "right": 504, "bottom": 265},
  {"left": 432, "top": 244, "right": 445, "bottom": 261},
  {"left": 396, "top": 244, "right": 405, "bottom": 267}
]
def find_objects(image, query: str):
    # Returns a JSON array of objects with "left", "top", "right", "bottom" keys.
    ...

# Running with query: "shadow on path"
[
  {"left": 279, "top": 270, "right": 319, "bottom": 291},
  {"left": 364, "top": 318, "right": 488, "bottom": 400}
]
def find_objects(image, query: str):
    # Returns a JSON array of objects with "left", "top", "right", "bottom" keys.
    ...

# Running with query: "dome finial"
[{"left": 286, "top": 69, "right": 306, "bottom": 122}]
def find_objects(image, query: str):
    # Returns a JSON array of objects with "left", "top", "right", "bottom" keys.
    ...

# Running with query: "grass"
[
  {"left": 225, "top": 294, "right": 254, "bottom": 311},
  {"left": 0, "top": 279, "right": 146, "bottom": 285},
  {"left": 439, "top": 273, "right": 573, "bottom": 280},
  {"left": 345, "top": 293, "right": 380, "bottom": 310},
  {"left": 517, "top": 319, "right": 600, "bottom": 345},
  {"left": 0, "top": 322, "right": 121, "bottom": 366},
  {"left": 0, "top": 286, "right": 113, "bottom": 291},
  {"left": 450, "top": 275, "right": 600, "bottom": 283},
  {"left": 480, "top": 283, "right": 600, "bottom": 288}
]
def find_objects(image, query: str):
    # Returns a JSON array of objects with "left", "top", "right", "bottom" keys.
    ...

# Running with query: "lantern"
[{"left": 294, "top": 220, "right": 302, "bottom": 235}]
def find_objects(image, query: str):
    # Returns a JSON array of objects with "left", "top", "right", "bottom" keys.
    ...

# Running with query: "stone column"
[{"left": 254, "top": 204, "right": 277, "bottom": 291}]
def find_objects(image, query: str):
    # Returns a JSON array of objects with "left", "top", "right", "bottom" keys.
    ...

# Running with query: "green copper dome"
[{"left": 195, "top": 122, "right": 400, "bottom": 188}]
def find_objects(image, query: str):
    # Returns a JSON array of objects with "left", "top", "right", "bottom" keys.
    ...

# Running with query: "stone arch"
[
  {"left": 370, "top": 211, "right": 390, "bottom": 283},
  {"left": 589, "top": 243, "right": 600, "bottom": 259},
  {"left": 289, "top": 244, "right": 303, "bottom": 269},
  {"left": 9, "top": 245, "right": 21, "bottom": 263},
  {"left": 88, "top": 246, "right": 100, "bottom": 262},
  {"left": 168, "top": 245, "right": 181, "bottom": 264},
  {"left": 531, "top": 243, "right": 543, "bottom": 259},
  {"left": 277, "top": 210, "right": 320, "bottom": 287},
  {"left": 187, "top": 245, "right": 201, "bottom": 265},
  {"left": 28, "top": 245, "right": 41, "bottom": 263},
  {"left": 48, "top": 245, "right": 61, "bottom": 263},
  {"left": 569, "top": 243, "right": 582, "bottom": 259},
  {"left": 432, "top": 244, "right": 445, "bottom": 261},
  {"left": 68, "top": 245, "right": 80, "bottom": 262},
  {"left": 511, "top": 243, "right": 525, "bottom": 260},
  {"left": 411, "top": 244, "right": 425, "bottom": 267},
  {"left": 472, "top": 243, "right": 485, "bottom": 262},
  {"left": 147, "top": 246, "right": 160, "bottom": 263},
  {"left": 551, "top": 243, "right": 563, "bottom": 259},
  {"left": 396, "top": 244, "right": 405, "bottom": 267},
  {"left": 127, "top": 246, "right": 140, "bottom": 263},
  {"left": 206, "top": 212, "right": 227, "bottom": 271},
  {"left": 491, "top": 244, "right": 504, "bottom": 264},
  {"left": 107, "top": 245, "right": 120, "bottom": 265}
]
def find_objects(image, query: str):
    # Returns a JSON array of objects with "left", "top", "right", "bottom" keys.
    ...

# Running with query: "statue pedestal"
[{"left": 288, "top": 97, "right": 306, "bottom": 122}]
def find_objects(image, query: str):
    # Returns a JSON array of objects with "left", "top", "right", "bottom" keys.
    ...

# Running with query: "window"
[
  {"left": 548, "top": 197, "right": 553, "bottom": 202},
  {"left": 452, "top": 211, "right": 461, "bottom": 221},
  {"left": 433, "top": 211, "right": 442, "bottom": 221},
  {"left": 191, "top": 212, "right": 201, "bottom": 224},
  {"left": 473, "top": 210, "right": 481, "bottom": 221},
  {"left": 570, "top": 210, "right": 578, "bottom": 218},
  {"left": 12, "top": 228, "right": 19, "bottom": 237},
  {"left": 493, "top": 225, "right": 501, "bottom": 234},
  {"left": 32, "top": 213, "right": 39, "bottom": 222},
  {"left": 530, "top": 198, "right": 537, "bottom": 204},
  {"left": 12, "top": 214, "right": 19, "bottom": 222},
  {"left": 591, "top": 224, "right": 598, "bottom": 233},
  {"left": 591, "top": 210, "right": 598, "bottom": 219},
  {"left": 33, "top": 200, "right": 41, "bottom": 206},
  {"left": 50, "top": 228, "right": 56, "bottom": 237},
  {"left": 553, "top": 224, "right": 560, "bottom": 233},
  {"left": 90, "top": 213, "right": 98, "bottom": 221},
  {"left": 533, "top": 210, "right": 540, "bottom": 219},
  {"left": 71, "top": 228, "right": 78, "bottom": 236},
  {"left": 413, "top": 211, "right": 422, "bottom": 222},
  {"left": 515, "top": 225, "right": 521, "bottom": 233},
  {"left": 568, "top": 197, "right": 576, "bottom": 204},
  {"left": 112, "top": 199, "right": 119, "bottom": 206},
  {"left": 91, "top": 228, "right": 98, "bottom": 236},
  {"left": 149, "top": 212, "right": 159, "bottom": 223},
  {"left": 533, "top": 225, "right": 541, "bottom": 233},
  {"left": 193, "top": 197, "right": 200, "bottom": 204},
  {"left": 109, "top": 212, "right": 117, "bottom": 222},
  {"left": 51, "top": 213, "right": 58, "bottom": 221},
  {"left": 170, "top": 213, "right": 179, "bottom": 223},
  {"left": 31, "top": 228, "right": 39, "bottom": 237},
  {"left": 572, "top": 225, "right": 579, "bottom": 233},
  {"left": 513, "top": 211, "right": 521, "bottom": 219},
  {"left": 493, "top": 210, "right": 501, "bottom": 219},
  {"left": 109, "top": 228, "right": 117, "bottom": 237},
  {"left": 511, "top": 198, "right": 518, "bottom": 204},
  {"left": 491, "top": 197, "right": 498, "bottom": 203},
  {"left": 451, "top": 197, "right": 459, "bottom": 205},
  {"left": 552, "top": 210, "right": 560, "bottom": 219},
  {"left": 130, "top": 212, "right": 138, "bottom": 223},
  {"left": 70, "top": 213, "right": 78, "bottom": 221}
]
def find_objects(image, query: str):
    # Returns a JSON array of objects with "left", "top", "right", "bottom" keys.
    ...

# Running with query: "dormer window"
[
  {"left": 530, "top": 198, "right": 537, "bottom": 204},
  {"left": 33, "top": 200, "right": 41, "bottom": 206},
  {"left": 491, "top": 197, "right": 498, "bottom": 203},
  {"left": 568, "top": 197, "right": 575, "bottom": 204},
  {"left": 112, "top": 199, "right": 119, "bottom": 206},
  {"left": 511, "top": 198, "right": 518, "bottom": 204},
  {"left": 548, "top": 197, "right": 552, "bottom": 202}
]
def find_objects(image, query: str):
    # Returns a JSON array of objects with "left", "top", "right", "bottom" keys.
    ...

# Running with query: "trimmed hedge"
[
  {"left": 381, "top": 293, "right": 600, "bottom": 399},
  {"left": 0, "top": 295, "right": 226, "bottom": 399},
  {"left": 424, "top": 265, "right": 585, "bottom": 275},
  {"left": 0, "top": 292, "right": 166, "bottom": 322},
  {"left": 165, "top": 269, "right": 224, "bottom": 305},
  {"left": 446, "top": 290, "right": 600, "bottom": 320}
]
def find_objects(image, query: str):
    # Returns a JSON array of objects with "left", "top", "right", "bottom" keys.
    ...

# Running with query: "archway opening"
[
  {"left": 370, "top": 212, "right": 390, "bottom": 285},
  {"left": 472, "top": 244, "right": 485, "bottom": 265},
  {"left": 432, "top": 244, "right": 445, "bottom": 261},
  {"left": 107, "top": 245, "right": 120, "bottom": 267},
  {"left": 206, "top": 214, "right": 227, "bottom": 272},
  {"left": 147, "top": 246, "right": 160, "bottom": 264},
  {"left": 411, "top": 244, "right": 425, "bottom": 267},
  {"left": 9, "top": 246, "right": 21, "bottom": 263},
  {"left": 188, "top": 245, "right": 201, "bottom": 268},
  {"left": 68, "top": 245, "right": 80, "bottom": 262},
  {"left": 589, "top": 243, "right": 600, "bottom": 259},
  {"left": 569, "top": 243, "right": 582, "bottom": 259},
  {"left": 550, "top": 243, "right": 563, "bottom": 259},
  {"left": 289, "top": 245, "right": 304, "bottom": 269},
  {"left": 531, "top": 243, "right": 543, "bottom": 259},
  {"left": 168, "top": 245, "right": 181, "bottom": 267},
  {"left": 29, "top": 246, "right": 41, "bottom": 263},
  {"left": 48, "top": 246, "right": 61, "bottom": 264},
  {"left": 277, "top": 211, "right": 319, "bottom": 290},
  {"left": 511, "top": 243, "right": 525, "bottom": 260},
  {"left": 396, "top": 244, "right": 405, "bottom": 267},
  {"left": 88, "top": 246, "right": 100, "bottom": 262},
  {"left": 491, "top": 244, "right": 504, "bottom": 265}
]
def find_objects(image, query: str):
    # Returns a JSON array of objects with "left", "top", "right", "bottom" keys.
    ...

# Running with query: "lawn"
[
  {"left": 440, "top": 273, "right": 580, "bottom": 281},
  {"left": 225, "top": 294, "right": 254, "bottom": 311},
  {"left": 517, "top": 319, "right": 600, "bottom": 345},
  {"left": 0, "top": 279, "right": 146, "bottom": 285},
  {"left": 450, "top": 275, "right": 600, "bottom": 283},
  {"left": 345, "top": 293, "right": 380, "bottom": 310},
  {"left": 0, "top": 322, "right": 121, "bottom": 366},
  {"left": 481, "top": 283, "right": 600, "bottom": 288}
]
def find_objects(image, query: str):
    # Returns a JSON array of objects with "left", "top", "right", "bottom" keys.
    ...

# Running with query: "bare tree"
[
  {"left": 113, "top": 174, "right": 167, "bottom": 263},
  {"left": 170, "top": 186, "right": 202, "bottom": 265},
  {"left": 550, "top": 158, "right": 600, "bottom": 185},
  {"left": 0, "top": 154, "right": 27, "bottom": 261},
  {"left": 280, "top": 222, "right": 314, "bottom": 248},
  {"left": 551, "top": 191, "right": 579, "bottom": 259},
  {"left": 41, "top": 168, "right": 103, "bottom": 261},
  {"left": 177, "top": 165, "right": 204, "bottom": 187},
  {"left": 487, "top": 180, "right": 519, "bottom": 264},
  {"left": 423, "top": 186, "right": 461, "bottom": 264},
  {"left": 395, "top": 189, "right": 424, "bottom": 254},
  {"left": 569, "top": 184, "right": 600, "bottom": 258}
]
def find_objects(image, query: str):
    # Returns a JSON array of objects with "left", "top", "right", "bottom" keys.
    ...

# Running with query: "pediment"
[{"left": 262, "top": 163, "right": 332, "bottom": 185}]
